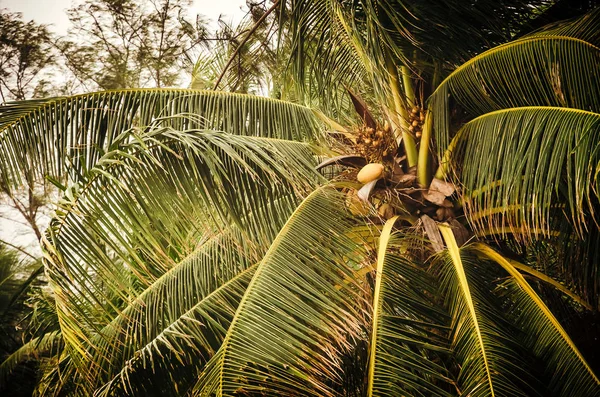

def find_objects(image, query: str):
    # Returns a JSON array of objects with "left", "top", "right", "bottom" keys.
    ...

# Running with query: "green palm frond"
[
  {"left": 194, "top": 187, "right": 369, "bottom": 397},
  {"left": 60, "top": 229, "right": 256, "bottom": 394},
  {"left": 0, "top": 331, "right": 63, "bottom": 388},
  {"left": 41, "top": 126, "right": 323, "bottom": 388},
  {"left": 472, "top": 243, "right": 600, "bottom": 396},
  {"left": 524, "top": 7, "right": 600, "bottom": 42},
  {"left": 367, "top": 219, "right": 452, "bottom": 396},
  {"left": 436, "top": 228, "right": 600, "bottom": 396},
  {"left": 286, "top": 0, "right": 552, "bottom": 98},
  {"left": 481, "top": 222, "right": 600, "bottom": 310},
  {"left": 94, "top": 265, "right": 257, "bottom": 397},
  {"left": 191, "top": 15, "right": 278, "bottom": 94},
  {"left": 438, "top": 225, "right": 540, "bottom": 396},
  {"left": 365, "top": 0, "right": 554, "bottom": 63},
  {"left": 446, "top": 107, "right": 600, "bottom": 236},
  {"left": 0, "top": 89, "right": 322, "bottom": 191},
  {"left": 285, "top": 0, "right": 369, "bottom": 117},
  {"left": 429, "top": 9, "right": 600, "bottom": 152}
]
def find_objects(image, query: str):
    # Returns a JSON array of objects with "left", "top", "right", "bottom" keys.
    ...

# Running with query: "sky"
[
  {"left": 0, "top": 0, "right": 248, "bottom": 256},
  {"left": 0, "top": 0, "right": 247, "bottom": 34}
]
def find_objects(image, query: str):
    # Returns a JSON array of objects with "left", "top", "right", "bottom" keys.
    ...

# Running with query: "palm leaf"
[
  {"left": 62, "top": 229, "right": 256, "bottom": 394},
  {"left": 438, "top": 225, "right": 542, "bottom": 396},
  {"left": 94, "top": 266, "right": 257, "bottom": 397},
  {"left": 285, "top": 0, "right": 552, "bottom": 107},
  {"left": 439, "top": 225, "right": 495, "bottom": 396},
  {"left": 285, "top": 0, "right": 369, "bottom": 118},
  {"left": 523, "top": 7, "right": 600, "bottom": 43},
  {"left": 448, "top": 107, "right": 600, "bottom": 236},
  {"left": 0, "top": 331, "right": 63, "bottom": 388},
  {"left": 429, "top": 9, "right": 600, "bottom": 153},
  {"left": 471, "top": 243, "right": 600, "bottom": 396},
  {"left": 194, "top": 187, "right": 369, "bottom": 396},
  {"left": 367, "top": 219, "right": 452, "bottom": 396},
  {"left": 41, "top": 126, "right": 322, "bottom": 389},
  {"left": 0, "top": 89, "right": 322, "bottom": 191},
  {"left": 478, "top": 222, "right": 600, "bottom": 309}
]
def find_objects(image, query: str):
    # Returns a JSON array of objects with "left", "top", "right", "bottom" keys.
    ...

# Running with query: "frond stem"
[
  {"left": 385, "top": 53, "right": 417, "bottom": 167},
  {"left": 417, "top": 112, "right": 433, "bottom": 186}
]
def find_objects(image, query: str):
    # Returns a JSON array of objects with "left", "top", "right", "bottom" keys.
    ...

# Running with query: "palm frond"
[
  {"left": 41, "top": 126, "right": 323, "bottom": 390},
  {"left": 471, "top": 243, "right": 600, "bottom": 396},
  {"left": 0, "top": 331, "right": 63, "bottom": 388},
  {"left": 285, "top": 0, "right": 369, "bottom": 118},
  {"left": 524, "top": 7, "right": 600, "bottom": 43},
  {"left": 191, "top": 14, "right": 279, "bottom": 94},
  {"left": 448, "top": 107, "right": 600, "bottom": 236},
  {"left": 364, "top": 0, "right": 553, "bottom": 63},
  {"left": 438, "top": 225, "right": 541, "bottom": 396},
  {"left": 480, "top": 222, "right": 600, "bottom": 310},
  {"left": 367, "top": 219, "right": 452, "bottom": 396},
  {"left": 194, "top": 187, "right": 369, "bottom": 397},
  {"left": 64, "top": 229, "right": 256, "bottom": 394},
  {"left": 429, "top": 9, "right": 600, "bottom": 153},
  {"left": 94, "top": 266, "right": 257, "bottom": 397},
  {"left": 286, "top": 0, "right": 552, "bottom": 100},
  {"left": 0, "top": 89, "right": 322, "bottom": 191}
]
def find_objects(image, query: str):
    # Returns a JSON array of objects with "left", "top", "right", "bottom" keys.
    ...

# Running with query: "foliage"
[
  {"left": 1, "top": 1, "right": 600, "bottom": 396},
  {"left": 191, "top": 2, "right": 281, "bottom": 94},
  {"left": 59, "top": 0, "right": 208, "bottom": 90},
  {"left": 0, "top": 10, "right": 55, "bottom": 101}
]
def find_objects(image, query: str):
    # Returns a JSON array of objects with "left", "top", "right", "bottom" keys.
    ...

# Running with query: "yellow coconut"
[{"left": 357, "top": 163, "right": 384, "bottom": 183}]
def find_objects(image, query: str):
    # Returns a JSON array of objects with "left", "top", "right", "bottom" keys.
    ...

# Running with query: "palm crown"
[{"left": 1, "top": 1, "right": 600, "bottom": 396}]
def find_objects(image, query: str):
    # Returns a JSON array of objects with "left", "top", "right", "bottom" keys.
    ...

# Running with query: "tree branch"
[{"left": 212, "top": 0, "right": 280, "bottom": 90}]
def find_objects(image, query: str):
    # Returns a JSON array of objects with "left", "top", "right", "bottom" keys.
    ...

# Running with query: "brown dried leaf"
[
  {"left": 430, "top": 178, "right": 455, "bottom": 197},
  {"left": 423, "top": 189, "right": 447, "bottom": 206},
  {"left": 347, "top": 88, "right": 377, "bottom": 129},
  {"left": 421, "top": 215, "right": 444, "bottom": 252}
]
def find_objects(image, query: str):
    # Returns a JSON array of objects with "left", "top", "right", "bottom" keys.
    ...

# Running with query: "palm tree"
[{"left": 1, "top": 1, "right": 600, "bottom": 396}]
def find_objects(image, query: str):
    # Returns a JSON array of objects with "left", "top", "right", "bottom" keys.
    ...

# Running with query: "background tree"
[
  {"left": 191, "top": 1, "right": 281, "bottom": 94},
  {"left": 0, "top": 10, "right": 55, "bottom": 102},
  {"left": 59, "top": 0, "right": 208, "bottom": 90}
]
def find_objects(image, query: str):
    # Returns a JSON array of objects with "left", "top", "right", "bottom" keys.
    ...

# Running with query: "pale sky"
[{"left": 0, "top": 0, "right": 247, "bottom": 34}]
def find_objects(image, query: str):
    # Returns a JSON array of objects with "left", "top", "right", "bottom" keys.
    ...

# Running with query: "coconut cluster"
[
  {"left": 355, "top": 123, "right": 394, "bottom": 161},
  {"left": 408, "top": 105, "right": 425, "bottom": 139}
]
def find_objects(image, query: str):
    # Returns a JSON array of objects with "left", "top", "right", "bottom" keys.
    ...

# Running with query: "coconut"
[{"left": 357, "top": 163, "right": 384, "bottom": 183}]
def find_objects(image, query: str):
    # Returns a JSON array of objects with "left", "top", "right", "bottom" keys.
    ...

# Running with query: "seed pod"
[
  {"left": 416, "top": 131, "right": 422, "bottom": 138},
  {"left": 366, "top": 127, "right": 375, "bottom": 135},
  {"left": 412, "top": 106, "right": 419, "bottom": 114},
  {"left": 412, "top": 120, "right": 419, "bottom": 127},
  {"left": 357, "top": 163, "right": 384, "bottom": 183},
  {"left": 364, "top": 138, "right": 371, "bottom": 145},
  {"left": 408, "top": 125, "right": 414, "bottom": 132},
  {"left": 376, "top": 130, "right": 383, "bottom": 138},
  {"left": 372, "top": 140, "right": 380, "bottom": 148},
  {"left": 419, "top": 112, "right": 425, "bottom": 122}
]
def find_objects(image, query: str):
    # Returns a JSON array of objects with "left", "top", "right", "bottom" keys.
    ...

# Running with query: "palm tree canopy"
[{"left": 1, "top": 2, "right": 600, "bottom": 397}]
